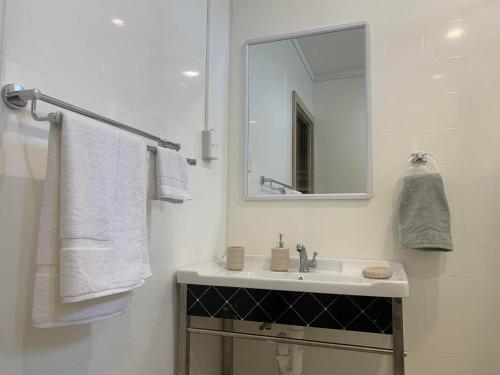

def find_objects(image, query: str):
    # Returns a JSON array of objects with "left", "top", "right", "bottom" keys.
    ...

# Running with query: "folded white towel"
[
  {"left": 155, "top": 147, "right": 192, "bottom": 202},
  {"left": 59, "top": 113, "right": 151, "bottom": 303},
  {"left": 261, "top": 184, "right": 283, "bottom": 195},
  {"left": 32, "top": 122, "right": 131, "bottom": 328},
  {"left": 284, "top": 188, "right": 303, "bottom": 195}
]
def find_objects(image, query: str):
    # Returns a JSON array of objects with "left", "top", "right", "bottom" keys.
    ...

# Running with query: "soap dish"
[{"left": 362, "top": 266, "right": 393, "bottom": 279}]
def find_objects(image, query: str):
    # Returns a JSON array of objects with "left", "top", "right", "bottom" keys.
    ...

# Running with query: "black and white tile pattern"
[{"left": 186, "top": 284, "right": 393, "bottom": 334}]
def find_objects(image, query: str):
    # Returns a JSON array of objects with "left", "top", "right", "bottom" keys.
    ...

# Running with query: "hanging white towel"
[
  {"left": 155, "top": 147, "right": 192, "bottom": 202},
  {"left": 32, "top": 122, "right": 131, "bottom": 328},
  {"left": 58, "top": 113, "right": 151, "bottom": 303}
]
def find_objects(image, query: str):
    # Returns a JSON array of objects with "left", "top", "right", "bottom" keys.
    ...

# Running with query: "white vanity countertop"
[{"left": 177, "top": 255, "right": 409, "bottom": 298}]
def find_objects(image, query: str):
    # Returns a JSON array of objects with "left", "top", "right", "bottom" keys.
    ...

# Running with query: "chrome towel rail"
[
  {"left": 1, "top": 83, "right": 196, "bottom": 165},
  {"left": 260, "top": 176, "right": 294, "bottom": 194},
  {"left": 187, "top": 327, "right": 408, "bottom": 357}
]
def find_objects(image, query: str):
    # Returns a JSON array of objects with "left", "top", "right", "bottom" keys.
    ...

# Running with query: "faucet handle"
[{"left": 307, "top": 251, "right": 318, "bottom": 268}]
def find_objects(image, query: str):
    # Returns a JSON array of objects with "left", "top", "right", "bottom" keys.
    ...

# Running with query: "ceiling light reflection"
[
  {"left": 446, "top": 27, "right": 463, "bottom": 40},
  {"left": 182, "top": 71, "right": 200, "bottom": 78},
  {"left": 111, "top": 18, "right": 125, "bottom": 27}
]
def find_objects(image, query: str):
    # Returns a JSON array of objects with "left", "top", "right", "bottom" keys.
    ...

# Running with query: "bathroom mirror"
[{"left": 244, "top": 23, "right": 372, "bottom": 200}]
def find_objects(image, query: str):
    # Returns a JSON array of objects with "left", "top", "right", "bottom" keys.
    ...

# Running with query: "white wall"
[
  {"left": 228, "top": 0, "right": 500, "bottom": 374},
  {"left": 314, "top": 76, "right": 368, "bottom": 193},
  {"left": 247, "top": 40, "right": 313, "bottom": 194},
  {"left": 0, "top": 0, "right": 4, "bottom": 64},
  {"left": 0, "top": 0, "right": 229, "bottom": 374}
]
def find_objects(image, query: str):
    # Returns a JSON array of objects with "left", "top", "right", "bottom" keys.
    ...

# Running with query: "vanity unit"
[
  {"left": 176, "top": 255, "right": 409, "bottom": 375},
  {"left": 176, "top": 21, "right": 409, "bottom": 375}
]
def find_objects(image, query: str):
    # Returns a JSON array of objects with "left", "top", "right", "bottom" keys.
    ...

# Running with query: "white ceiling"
[{"left": 296, "top": 27, "right": 365, "bottom": 80}]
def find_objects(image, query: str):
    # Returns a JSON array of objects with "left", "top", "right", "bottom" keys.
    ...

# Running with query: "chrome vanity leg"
[
  {"left": 222, "top": 319, "right": 234, "bottom": 375},
  {"left": 177, "top": 284, "right": 191, "bottom": 375},
  {"left": 392, "top": 298, "right": 405, "bottom": 375}
]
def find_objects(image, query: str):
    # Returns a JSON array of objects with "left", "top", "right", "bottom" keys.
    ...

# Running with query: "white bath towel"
[
  {"left": 261, "top": 184, "right": 284, "bottom": 195},
  {"left": 284, "top": 188, "right": 303, "bottom": 195},
  {"left": 32, "top": 122, "right": 131, "bottom": 328},
  {"left": 155, "top": 147, "right": 192, "bottom": 202},
  {"left": 59, "top": 113, "right": 151, "bottom": 303}
]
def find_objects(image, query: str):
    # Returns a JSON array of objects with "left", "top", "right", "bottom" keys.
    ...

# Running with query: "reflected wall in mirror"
[{"left": 245, "top": 24, "right": 372, "bottom": 199}]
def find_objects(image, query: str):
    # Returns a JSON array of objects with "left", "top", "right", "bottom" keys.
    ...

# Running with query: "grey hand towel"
[{"left": 398, "top": 173, "right": 453, "bottom": 251}]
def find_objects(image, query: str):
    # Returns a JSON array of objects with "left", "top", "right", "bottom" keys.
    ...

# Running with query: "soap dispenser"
[{"left": 271, "top": 233, "right": 289, "bottom": 272}]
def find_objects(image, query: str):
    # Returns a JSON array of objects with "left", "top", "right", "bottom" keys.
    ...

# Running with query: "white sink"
[{"left": 177, "top": 255, "right": 409, "bottom": 298}]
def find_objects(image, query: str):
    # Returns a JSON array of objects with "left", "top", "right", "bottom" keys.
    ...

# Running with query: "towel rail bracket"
[
  {"left": 2, "top": 82, "right": 30, "bottom": 109},
  {"left": 410, "top": 152, "right": 428, "bottom": 164}
]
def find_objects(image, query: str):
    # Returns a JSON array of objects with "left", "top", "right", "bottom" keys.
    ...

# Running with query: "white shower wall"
[
  {"left": 0, "top": 0, "right": 229, "bottom": 374},
  {"left": 247, "top": 39, "right": 314, "bottom": 194}
]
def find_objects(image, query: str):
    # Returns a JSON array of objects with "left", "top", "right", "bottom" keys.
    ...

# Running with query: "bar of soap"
[{"left": 362, "top": 266, "right": 393, "bottom": 279}]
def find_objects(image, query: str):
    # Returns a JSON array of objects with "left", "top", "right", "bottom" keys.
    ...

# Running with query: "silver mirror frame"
[{"left": 243, "top": 22, "right": 373, "bottom": 200}]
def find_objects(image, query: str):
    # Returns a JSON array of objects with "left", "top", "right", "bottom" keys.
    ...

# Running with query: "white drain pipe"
[{"left": 275, "top": 326, "right": 304, "bottom": 375}]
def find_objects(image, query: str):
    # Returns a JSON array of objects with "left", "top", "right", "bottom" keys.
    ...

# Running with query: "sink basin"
[{"left": 177, "top": 255, "right": 409, "bottom": 298}]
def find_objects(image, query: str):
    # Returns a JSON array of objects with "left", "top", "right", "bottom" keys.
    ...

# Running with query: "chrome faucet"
[{"left": 296, "top": 244, "right": 318, "bottom": 273}]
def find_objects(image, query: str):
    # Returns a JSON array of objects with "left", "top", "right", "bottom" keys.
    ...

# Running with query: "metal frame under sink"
[{"left": 176, "top": 284, "right": 406, "bottom": 375}]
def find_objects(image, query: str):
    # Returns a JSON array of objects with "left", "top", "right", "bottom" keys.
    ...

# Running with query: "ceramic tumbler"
[{"left": 226, "top": 246, "right": 244, "bottom": 270}]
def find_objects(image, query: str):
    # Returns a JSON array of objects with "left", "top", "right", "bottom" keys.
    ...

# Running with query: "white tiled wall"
[
  {"left": 0, "top": 1, "right": 229, "bottom": 374},
  {"left": 314, "top": 76, "right": 368, "bottom": 193},
  {"left": 247, "top": 39, "right": 313, "bottom": 194},
  {"left": 227, "top": 0, "right": 500, "bottom": 374}
]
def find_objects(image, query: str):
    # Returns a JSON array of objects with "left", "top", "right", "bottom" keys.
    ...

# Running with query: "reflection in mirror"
[{"left": 246, "top": 24, "right": 371, "bottom": 199}]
